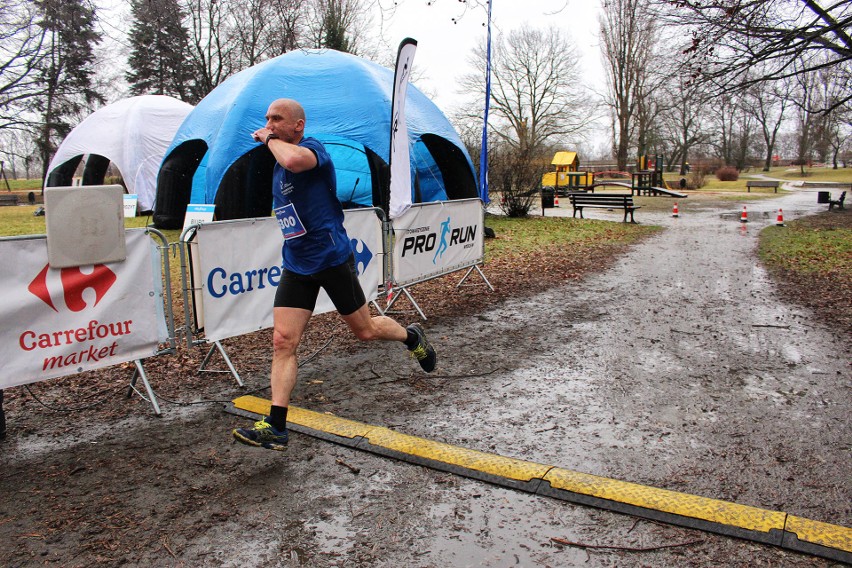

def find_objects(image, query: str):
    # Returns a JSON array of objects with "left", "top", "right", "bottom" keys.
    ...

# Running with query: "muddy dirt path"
[{"left": 0, "top": 188, "right": 848, "bottom": 567}]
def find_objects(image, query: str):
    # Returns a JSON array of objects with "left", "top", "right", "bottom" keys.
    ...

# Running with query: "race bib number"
[{"left": 273, "top": 203, "right": 306, "bottom": 240}]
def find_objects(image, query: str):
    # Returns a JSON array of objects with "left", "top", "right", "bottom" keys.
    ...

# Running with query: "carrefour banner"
[
  {"left": 391, "top": 199, "right": 484, "bottom": 286},
  {"left": 193, "top": 209, "right": 383, "bottom": 342},
  {"left": 0, "top": 230, "right": 168, "bottom": 389}
]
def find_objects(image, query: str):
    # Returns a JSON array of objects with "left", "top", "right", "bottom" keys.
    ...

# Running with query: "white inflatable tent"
[{"left": 45, "top": 95, "right": 193, "bottom": 212}]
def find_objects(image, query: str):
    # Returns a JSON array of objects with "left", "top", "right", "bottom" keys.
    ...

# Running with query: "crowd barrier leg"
[
  {"left": 126, "top": 360, "right": 162, "bottom": 415},
  {"left": 199, "top": 341, "right": 244, "bottom": 387},
  {"left": 385, "top": 286, "right": 427, "bottom": 321},
  {"left": 456, "top": 264, "right": 494, "bottom": 291}
]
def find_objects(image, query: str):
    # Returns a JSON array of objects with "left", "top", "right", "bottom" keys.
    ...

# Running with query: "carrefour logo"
[
  {"left": 401, "top": 216, "right": 477, "bottom": 264},
  {"left": 351, "top": 238, "right": 372, "bottom": 275},
  {"left": 28, "top": 264, "right": 117, "bottom": 312},
  {"left": 21, "top": 263, "right": 132, "bottom": 371},
  {"left": 207, "top": 239, "right": 374, "bottom": 299}
]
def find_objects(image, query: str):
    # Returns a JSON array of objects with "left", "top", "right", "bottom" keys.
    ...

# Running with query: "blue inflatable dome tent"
[{"left": 153, "top": 49, "right": 477, "bottom": 229}]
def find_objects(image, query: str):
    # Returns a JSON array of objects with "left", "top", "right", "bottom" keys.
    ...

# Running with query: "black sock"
[
  {"left": 404, "top": 328, "right": 419, "bottom": 350},
  {"left": 268, "top": 405, "right": 288, "bottom": 431}
]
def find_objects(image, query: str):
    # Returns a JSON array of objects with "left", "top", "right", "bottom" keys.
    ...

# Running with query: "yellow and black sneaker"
[
  {"left": 406, "top": 323, "right": 436, "bottom": 373},
  {"left": 233, "top": 418, "right": 288, "bottom": 451}
]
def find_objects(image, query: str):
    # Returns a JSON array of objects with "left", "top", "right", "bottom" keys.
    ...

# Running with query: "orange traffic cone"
[
  {"left": 672, "top": 202, "right": 679, "bottom": 217},
  {"left": 554, "top": 192, "right": 560, "bottom": 207},
  {"left": 740, "top": 206, "right": 748, "bottom": 223},
  {"left": 776, "top": 208, "right": 785, "bottom": 226}
]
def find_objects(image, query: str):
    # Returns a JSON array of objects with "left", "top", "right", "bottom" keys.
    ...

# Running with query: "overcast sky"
[
  {"left": 95, "top": 0, "right": 604, "bottom": 110},
  {"left": 93, "top": 0, "right": 607, "bottom": 150},
  {"left": 374, "top": 0, "right": 606, "bottom": 114}
]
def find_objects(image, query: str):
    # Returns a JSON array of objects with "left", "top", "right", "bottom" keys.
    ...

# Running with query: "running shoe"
[
  {"left": 406, "top": 323, "right": 437, "bottom": 373},
  {"left": 233, "top": 418, "right": 288, "bottom": 450}
]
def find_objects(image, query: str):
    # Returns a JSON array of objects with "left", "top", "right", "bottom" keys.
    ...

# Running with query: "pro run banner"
[
  {"left": 192, "top": 209, "right": 383, "bottom": 342},
  {"left": 391, "top": 199, "right": 484, "bottom": 286},
  {"left": 0, "top": 230, "right": 168, "bottom": 389}
]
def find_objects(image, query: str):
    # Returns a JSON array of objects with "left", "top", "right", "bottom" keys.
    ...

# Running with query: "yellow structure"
[
  {"left": 553, "top": 151, "right": 579, "bottom": 171},
  {"left": 542, "top": 151, "right": 592, "bottom": 190}
]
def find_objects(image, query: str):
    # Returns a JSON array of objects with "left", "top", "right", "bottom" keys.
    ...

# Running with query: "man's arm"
[{"left": 252, "top": 128, "right": 317, "bottom": 173}]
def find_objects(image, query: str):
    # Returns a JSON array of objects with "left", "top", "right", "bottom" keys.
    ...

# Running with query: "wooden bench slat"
[
  {"left": 568, "top": 194, "right": 640, "bottom": 223},
  {"left": 746, "top": 180, "right": 780, "bottom": 193}
]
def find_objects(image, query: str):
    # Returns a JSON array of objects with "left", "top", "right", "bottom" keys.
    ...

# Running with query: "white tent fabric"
[{"left": 46, "top": 95, "right": 192, "bottom": 211}]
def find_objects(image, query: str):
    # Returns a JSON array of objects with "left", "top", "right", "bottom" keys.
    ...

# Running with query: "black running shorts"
[{"left": 274, "top": 254, "right": 366, "bottom": 316}]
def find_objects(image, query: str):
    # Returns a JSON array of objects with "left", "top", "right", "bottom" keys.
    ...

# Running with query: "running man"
[{"left": 232, "top": 99, "right": 436, "bottom": 451}]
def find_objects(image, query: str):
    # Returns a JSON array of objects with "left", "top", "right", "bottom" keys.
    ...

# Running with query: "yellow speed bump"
[
  {"left": 361, "top": 426, "right": 552, "bottom": 491},
  {"left": 541, "top": 467, "right": 786, "bottom": 545},
  {"left": 226, "top": 397, "right": 851, "bottom": 563},
  {"left": 783, "top": 515, "right": 852, "bottom": 561},
  {"left": 232, "top": 396, "right": 376, "bottom": 447}
]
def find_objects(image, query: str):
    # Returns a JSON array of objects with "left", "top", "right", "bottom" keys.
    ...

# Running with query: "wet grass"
[
  {"left": 1, "top": 179, "right": 42, "bottom": 192},
  {"left": 484, "top": 214, "right": 661, "bottom": 259},
  {"left": 774, "top": 167, "right": 852, "bottom": 183},
  {"left": 759, "top": 209, "right": 852, "bottom": 275},
  {"left": 662, "top": 166, "right": 852, "bottom": 195},
  {"left": 0, "top": 204, "right": 172, "bottom": 238},
  {"left": 758, "top": 208, "right": 852, "bottom": 334}
]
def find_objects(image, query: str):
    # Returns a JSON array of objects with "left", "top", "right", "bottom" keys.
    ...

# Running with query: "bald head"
[
  {"left": 270, "top": 99, "right": 305, "bottom": 122},
  {"left": 264, "top": 98, "right": 306, "bottom": 144}
]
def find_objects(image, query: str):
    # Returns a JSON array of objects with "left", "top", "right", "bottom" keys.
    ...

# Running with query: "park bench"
[
  {"left": 828, "top": 190, "right": 846, "bottom": 210},
  {"left": 746, "top": 180, "right": 779, "bottom": 193},
  {"left": 0, "top": 194, "right": 18, "bottom": 206},
  {"left": 569, "top": 193, "right": 640, "bottom": 223}
]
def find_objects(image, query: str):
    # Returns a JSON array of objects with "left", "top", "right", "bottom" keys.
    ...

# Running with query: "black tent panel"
[
  {"left": 153, "top": 140, "right": 208, "bottom": 230},
  {"left": 214, "top": 147, "right": 276, "bottom": 221},
  {"left": 46, "top": 156, "right": 84, "bottom": 187},
  {"left": 365, "top": 148, "right": 389, "bottom": 214},
  {"left": 82, "top": 154, "right": 111, "bottom": 186},
  {"left": 420, "top": 134, "right": 477, "bottom": 200}
]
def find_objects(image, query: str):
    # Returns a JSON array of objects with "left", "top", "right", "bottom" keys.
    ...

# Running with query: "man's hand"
[{"left": 252, "top": 127, "right": 272, "bottom": 143}]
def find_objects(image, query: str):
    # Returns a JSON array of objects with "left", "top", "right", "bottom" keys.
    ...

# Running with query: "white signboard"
[
  {"left": 0, "top": 230, "right": 169, "bottom": 389},
  {"left": 193, "top": 209, "right": 384, "bottom": 342},
  {"left": 183, "top": 204, "right": 216, "bottom": 230},
  {"left": 123, "top": 194, "right": 138, "bottom": 217},
  {"left": 391, "top": 199, "right": 484, "bottom": 286},
  {"left": 388, "top": 38, "right": 417, "bottom": 219}
]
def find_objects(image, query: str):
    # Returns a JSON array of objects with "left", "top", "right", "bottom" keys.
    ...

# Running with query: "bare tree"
[
  {"left": 743, "top": 73, "right": 793, "bottom": 171},
  {"left": 658, "top": 79, "right": 712, "bottom": 175},
  {"left": 792, "top": 67, "right": 821, "bottom": 173},
  {"left": 600, "top": 0, "right": 657, "bottom": 170},
  {"left": 307, "top": 0, "right": 369, "bottom": 54},
  {"left": 0, "top": 0, "right": 46, "bottom": 133},
  {"left": 183, "top": 0, "right": 237, "bottom": 100},
  {"left": 809, "top": 61, "right": 849, "bottom": 167},
  {"left": 229, "top": 0, "right": 306, "bottom": 66},
  {"left": 460, "top": 24, "right": 593, "bottom": 215},
  {"left": 655, "top": 0, "right": 852, "bottom": 112},
  {"left": 712, "top": 93, "right": 757, "bottom": 169}
]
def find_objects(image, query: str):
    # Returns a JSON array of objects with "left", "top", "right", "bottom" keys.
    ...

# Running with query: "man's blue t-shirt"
[{"left": 271, "top": 137, "right": 351, "bottom": 275}]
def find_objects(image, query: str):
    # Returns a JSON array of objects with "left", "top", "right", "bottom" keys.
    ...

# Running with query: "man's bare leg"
[
  {"left": 341, "top": 304, "right": 436, "bottom": 372},
  {"left": 232, "top": 306, "right": 311, "bottom": 450},
  {"left": 340, "top": 303, "right": 407, "bottom": 342},
  {"left": 270, "top": 306, "right": 313, "bottom": 407}
]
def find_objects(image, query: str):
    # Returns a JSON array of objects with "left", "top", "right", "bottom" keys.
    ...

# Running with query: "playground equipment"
[
  {"left": 541, "top": 153, "right": 687, "bottom": 210},
  {"left": 631, "top": 155, "right": 687, "bottom": 198},
  {"left": 541, "top": 151, "right": 593, "bottom": 197}
]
